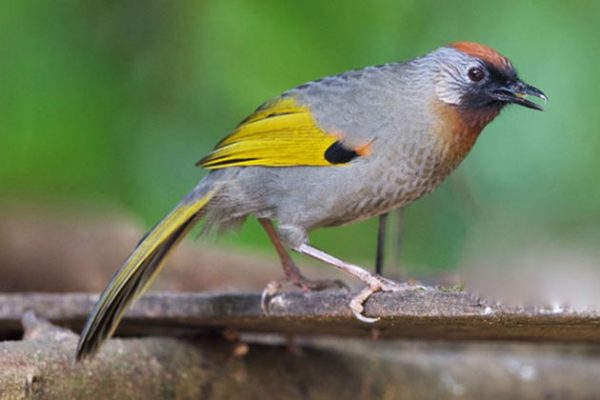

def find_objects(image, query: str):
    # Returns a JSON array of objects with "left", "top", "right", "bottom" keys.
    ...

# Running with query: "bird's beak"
[{"left": 491, "top": 80, "right": 547, "bottom": 111}]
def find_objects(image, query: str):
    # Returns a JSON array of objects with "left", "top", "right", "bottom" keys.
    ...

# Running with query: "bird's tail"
[{"left": 75, "top": 190, "right": 215, "bottom": 361}]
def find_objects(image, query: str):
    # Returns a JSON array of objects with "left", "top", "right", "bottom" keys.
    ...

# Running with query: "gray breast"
[{"left": 325, "top": 135, "right": 450, "bottom": 227}]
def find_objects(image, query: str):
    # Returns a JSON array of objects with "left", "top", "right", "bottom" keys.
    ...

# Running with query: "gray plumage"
[{"left": 201, "top": 47, "right": 471, "bottom": 247}]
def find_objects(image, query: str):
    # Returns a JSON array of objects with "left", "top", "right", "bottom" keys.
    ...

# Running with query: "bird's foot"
[
  {"left": 349, "top": 275, "right": 426, "bottom": 323},
  {"left": 261, "top": 276, "right": 349, "bottom": 314},
  {"left": 292, "top": 242, "right": 427, "bottom": 323}
]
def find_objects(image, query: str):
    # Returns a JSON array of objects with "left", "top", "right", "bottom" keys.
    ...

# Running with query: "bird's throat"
[{"left": 432, "top": 100, "right": 501, "bottom": 170}]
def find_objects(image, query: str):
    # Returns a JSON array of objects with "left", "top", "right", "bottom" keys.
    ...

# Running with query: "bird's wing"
[{"left": 198, "top": 97, "right": 371, "bottom": 170}]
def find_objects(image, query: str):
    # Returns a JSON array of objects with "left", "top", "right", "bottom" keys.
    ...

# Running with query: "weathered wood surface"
[
  {"left": 2, "top": 312, "right": 600, "bottom": 399},
  {"left": 1, "top": 290, "right": 600, "bottom": 342}
]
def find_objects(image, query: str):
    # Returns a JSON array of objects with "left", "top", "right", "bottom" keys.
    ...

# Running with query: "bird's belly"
[
  {"left": 269, "top": 138, "right": 464, "bottom": 230},
  {"left": 325, "top": 175, "right": 443, "bottom": 227},
  {"left": 320, "top": 149, "right": 455, "bottom": 227}
]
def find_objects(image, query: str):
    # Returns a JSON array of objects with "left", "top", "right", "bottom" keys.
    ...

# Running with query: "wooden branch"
[
  {"left": 0, "top": 312, "right": 243, "bottom": 398},
  {"left": 1, "top": 290, "right": 600, "bottom": 343},
  {"left": 2, "top": 311, "right": 600, "bottom": 399}
]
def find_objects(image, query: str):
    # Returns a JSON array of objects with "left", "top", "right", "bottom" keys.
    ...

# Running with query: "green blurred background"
[{"left": 1, "top": 0, "right": 598, "bottom": 277}]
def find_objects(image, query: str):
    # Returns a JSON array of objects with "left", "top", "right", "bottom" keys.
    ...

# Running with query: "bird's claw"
[
  {"left": 260, "top": 280, "right": 281, "bottom": 315},
  {"left": 351, "top": 290, "right": 380, "bottom": 323},
  {"left": 261, "top": 277, "right": 350, "bottom": 315},
  {"left": 349, "top": 275, "right": 426, "bottom": 323}
]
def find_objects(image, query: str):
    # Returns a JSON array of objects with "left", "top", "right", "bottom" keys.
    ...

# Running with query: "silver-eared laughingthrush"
[{"left": 76, "top": 42, "right": 546, "bottom": 360}]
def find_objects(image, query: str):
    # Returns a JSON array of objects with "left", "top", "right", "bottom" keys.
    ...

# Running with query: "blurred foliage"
[{"left": 0, "top": 0, "right": 599, "bottom": 275}]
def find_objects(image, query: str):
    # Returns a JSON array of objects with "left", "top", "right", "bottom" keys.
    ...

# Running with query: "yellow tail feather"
[{"left": 76, "top": 193, "right": 213, "bottom": 360}]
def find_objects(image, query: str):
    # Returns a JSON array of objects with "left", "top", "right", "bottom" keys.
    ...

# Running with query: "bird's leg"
[
  {"left": 294, "top": 243, "right": 424, "bottom": 323},
  {"left": 375, "top": 213, "right": 388, "bottom": 275},
  {"left": 258, "top": 219, "right": 347, "bottom": 312}
]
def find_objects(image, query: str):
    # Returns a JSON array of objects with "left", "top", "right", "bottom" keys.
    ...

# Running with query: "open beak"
[{"left": 491, "top": 80, "right": 547, "bottom": 111}]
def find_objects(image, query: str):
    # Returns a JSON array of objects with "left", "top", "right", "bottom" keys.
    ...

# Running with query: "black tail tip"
[{"left": 74, "top": 339, "right": 97, "bottom": 363}]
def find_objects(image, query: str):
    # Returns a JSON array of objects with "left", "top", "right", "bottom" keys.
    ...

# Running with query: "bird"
[{"left": 75, "top": 41, "right": 546, "bottom": 360}]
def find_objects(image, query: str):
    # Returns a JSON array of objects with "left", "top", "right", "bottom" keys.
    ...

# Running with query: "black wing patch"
[{"left": 324, "top": 141, "right": 360, "bottom": 164}]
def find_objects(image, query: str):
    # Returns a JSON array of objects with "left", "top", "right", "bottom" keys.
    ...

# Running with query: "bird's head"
[{"left": 433, "top": 42, "right": 547, "bottom": 115}]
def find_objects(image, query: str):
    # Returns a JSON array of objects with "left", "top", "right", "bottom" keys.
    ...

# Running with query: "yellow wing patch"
[{"left": 198, "top": 98, "right": 342, "bottom": 169}]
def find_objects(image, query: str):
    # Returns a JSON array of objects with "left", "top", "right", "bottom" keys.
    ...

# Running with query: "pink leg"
[
  {"left": 258, "top": 219, "right": 347, "bottom": 312},
  {"left": 294, "top": 243, "right": 425, "bottom": 323}
]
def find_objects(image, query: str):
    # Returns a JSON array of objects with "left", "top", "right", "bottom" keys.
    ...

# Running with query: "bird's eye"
[{"left": 467, "top": 67, "right": 485, "bottom": 82}]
